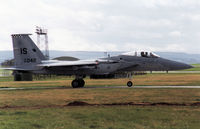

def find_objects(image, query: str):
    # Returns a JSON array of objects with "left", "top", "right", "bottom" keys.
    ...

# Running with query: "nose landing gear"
[
  {"left": 127, "top": 81, "right": 133, "bottom": 87},
  {"left": 126, "top": 72, "right": 133, "bottom": 87}
]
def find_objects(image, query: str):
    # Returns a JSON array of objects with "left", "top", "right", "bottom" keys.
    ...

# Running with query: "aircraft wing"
[
  {"left": 0, "top": 67, "right": 35, "bottom": 71},
  {"left": 38, "top": 60, "right": 99, "bottom": 67}
]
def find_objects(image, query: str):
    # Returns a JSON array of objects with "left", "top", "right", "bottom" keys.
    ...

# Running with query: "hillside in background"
[{"left": 1, "top": 50, "right": 200, "bottom": 64}]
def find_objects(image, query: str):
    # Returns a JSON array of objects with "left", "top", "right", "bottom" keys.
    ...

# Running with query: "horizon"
[{"left": 0, "top": 49, "right": 199, "bottom": 55}]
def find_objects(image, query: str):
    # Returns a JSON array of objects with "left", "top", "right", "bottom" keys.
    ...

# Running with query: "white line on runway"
[
  {"left": 92, "top": 86, "right": 200, "bottom": 89},
  {"left": 1, "top": 86, "right": 200, "bottom": 91},
  {"left": 0, "top": 87, "right": 65, "bottom": 91},
  {"left": 134, "top": 86, "right": 200, "bottom": 89},
  {"left": 86, "top": 86, "right": 200, "bottom": 89}
]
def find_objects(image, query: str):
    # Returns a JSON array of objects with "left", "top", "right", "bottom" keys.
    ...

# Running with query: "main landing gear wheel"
[
  {"left": 78, "top": 79, "right": 85, "bottom": 87},
  {"left": 127, "top": 81, "right": 133, "bottom": 87},
  {"left": 71, "top": 79, "right": 85, "bottom": 88}
]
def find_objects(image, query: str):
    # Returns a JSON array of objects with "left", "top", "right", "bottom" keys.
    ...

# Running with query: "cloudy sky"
[{"left": 0, "top": 0, "right": 200, "bottom": 53}]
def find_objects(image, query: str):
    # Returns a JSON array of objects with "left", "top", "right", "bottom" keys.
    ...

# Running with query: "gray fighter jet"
[{"left": 7, "top": 34, "right": 193, "bottom": 88}]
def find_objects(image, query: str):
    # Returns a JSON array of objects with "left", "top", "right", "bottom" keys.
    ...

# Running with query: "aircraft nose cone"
[
  {"left": 176, "top": 63, "right": 193, "bottom": 70},
  {"left": 167, "top": 61, "right": 193, "bottom": 70},
  {"left": 159, "top": 58, "right": 193, "bottom": 71}
]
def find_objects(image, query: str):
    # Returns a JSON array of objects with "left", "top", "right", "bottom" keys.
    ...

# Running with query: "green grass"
[
  {"left": 0, "top": 106, "right": 200, "bottom": 129},
  {"left": 0, "top": 69, "right": 12, "bottom": 76},
  {"left": 182, "top": 64, "right": 200, "bottom": 71},
  {"left": 0, "top": 88, "right": 200, "bottom": 107},
  {"left": 192, "top": 64, "right": 200, "bottom": 67},
  {"left": 0, "top": 73, "right": 200, "bottom": 129},
  {"left": 0, "top": 76, "right": 13, "bottom": 82}
]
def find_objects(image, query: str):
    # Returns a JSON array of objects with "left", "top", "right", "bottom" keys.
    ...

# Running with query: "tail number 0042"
[{"left": 24, "top": 58, "right": 36, "bottom": 63}]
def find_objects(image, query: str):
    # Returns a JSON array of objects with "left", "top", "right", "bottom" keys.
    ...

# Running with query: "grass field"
[
  {"left": 181, "top": 64, "right": 200, "bottom": 71},
  {"left": 0, "top": 73, "right": 200, "bottom": 129},
  {"left": 0, "top": 106, "right": 200, "bottom": 129}
]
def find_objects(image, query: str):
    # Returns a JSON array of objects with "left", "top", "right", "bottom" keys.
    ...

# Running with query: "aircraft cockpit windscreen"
[
  {"left": 149, "top": 52, "right": 160, "bottom": 58},
  {"left": 121, "top": 51, "right": 160, "bottom": 58},
  {"left": 141, "top": 52, "right": 160, "bottom": 58}
]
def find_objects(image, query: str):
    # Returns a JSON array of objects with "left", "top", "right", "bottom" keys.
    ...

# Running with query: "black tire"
[
  {"left": 71, "top": 80, "right": 79, "bottom": 88},
  {"left": 127, "top": 81, "right": 133, "bottom": 87},
  {"left": 78, "top": 79, "right": 85, "bottom": 87},
  {"left": 14, "top": 74, "right": 22, "bottom": 81}
]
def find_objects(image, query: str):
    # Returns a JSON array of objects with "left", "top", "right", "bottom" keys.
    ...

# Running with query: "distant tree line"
[{"left": 1, "top": 59, "right": 14, "bottom": 67}]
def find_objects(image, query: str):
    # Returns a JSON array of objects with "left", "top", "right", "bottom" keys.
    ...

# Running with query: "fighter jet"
[{"left": 6, "top": 34, "right": 193, "bottom": 88}]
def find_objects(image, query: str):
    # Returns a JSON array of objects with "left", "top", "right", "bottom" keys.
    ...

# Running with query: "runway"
[
  {"left": 134, "top": 86, "right": 200, "bottom": 88},
  {"left": 1, "top": 86, "right": 200, "bottom": 91},
  {"left": 90, "top": 86, "right": 200, "bottom": 89}
]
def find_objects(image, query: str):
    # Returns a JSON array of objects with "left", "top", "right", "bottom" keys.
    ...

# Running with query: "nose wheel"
[
  {"left": 127, "top": 81, "right": 133, "bottom": 87},
  {"left": 71, "top": 79, "right": 85, "bottom": 88},
  {"left": 126, "top": 72, "right": 133, "bottom": 87}
]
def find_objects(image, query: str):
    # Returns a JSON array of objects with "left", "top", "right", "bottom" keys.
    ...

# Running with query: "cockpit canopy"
[{"left": 121, "top": 51, "right": 160, "bottom": 58}]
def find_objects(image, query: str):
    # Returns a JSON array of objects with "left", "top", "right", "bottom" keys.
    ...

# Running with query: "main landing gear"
[{"left": 71, "top": 79, "right": 85, "bottom": 88}]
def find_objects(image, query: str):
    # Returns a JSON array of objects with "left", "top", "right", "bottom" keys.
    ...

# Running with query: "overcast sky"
[{"left": 0, "top": 0, "right": 200, "bottom": 53}]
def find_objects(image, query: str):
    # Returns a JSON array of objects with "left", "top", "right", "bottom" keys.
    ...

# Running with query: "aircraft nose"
[
  {"left": 172, "top": 62, "right": 193, "bottom": 70},
  {"left": 159, "top": 58, "right": 193, "bottom": 70}
]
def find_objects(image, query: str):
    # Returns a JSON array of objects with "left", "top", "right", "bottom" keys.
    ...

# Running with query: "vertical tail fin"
[{"left": 12, "top": 34, "right": 46, "bottom": 69}]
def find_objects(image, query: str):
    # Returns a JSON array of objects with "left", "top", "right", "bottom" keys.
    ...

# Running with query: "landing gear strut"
[
  {"left": 71, "top": 79, "right": 85, "bottom": 88},
  {"left": 126, "top": 72, "right": 133, "bottom": 87}
]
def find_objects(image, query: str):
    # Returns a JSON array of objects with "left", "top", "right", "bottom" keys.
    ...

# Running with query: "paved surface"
[
  {"left": 89, "top": 86, "right": 200, "bottom": 89},
  {"left": 0, "top": 87, "right": 66, "bottom": 91},
  {"left": 148, "top": 71, "right": 200, "bottom": 74},
  {"left": 1, "top": 86, "right": 200, "bottom": 91},
  {"left": 84, "top": 86, "right": 200, "bottom": 89},
  {"left": 134, "top": 86, "right": 200, "bottom": 89}
]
